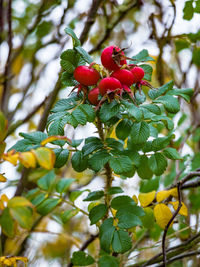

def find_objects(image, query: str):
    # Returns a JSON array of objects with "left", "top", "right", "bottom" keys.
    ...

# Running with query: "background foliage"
[{"left": 0, "top": 0, "right": 200, "bottom": 266}]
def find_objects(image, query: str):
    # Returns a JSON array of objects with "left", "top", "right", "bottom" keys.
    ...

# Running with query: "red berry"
[
  {"left": 130, "top": 67, "right": 145, "bottom": 83},
  {"left": 111, "top": 69, "right": 134, "bottom": 87},
  {"left": 74, "top": 66, "right": 100, "bottom": 86},
  {"left": 99, "top": 77, "right": 122, "bottom": 96},
  {"left": 101, "top": 46, "right": 127, "bottom": 71},
  {"left": 88, "top": 87, "right": 99, "bottom": 105}
]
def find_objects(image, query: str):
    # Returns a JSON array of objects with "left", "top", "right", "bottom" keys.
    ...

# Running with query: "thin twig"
[{"left": 162, "top": 182, "right": 182, "bottom": 267}]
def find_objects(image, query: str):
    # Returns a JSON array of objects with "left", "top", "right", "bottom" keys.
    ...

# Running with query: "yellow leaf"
[
  {"left": 32, "top": 147, "right": 55, "bottom": 170},
  {"left": 138, "top": 191, "right": 156, "bottom": 207},
  {"left": 0, "top": 112, "right": 8, "bottom": 142},
  {"left": 0, "top": 200, "right": 4, "bottom": 210},
  {"left": 8, "top": 197, "right": 33, "bottom": 208},
  {"left": 170, "top": 201, "right": 188, "bottom": 216},
  {"left": 0, "top": 142, "right": 6, "bottom": 158},
  {"left": 156, "top": 188, "right": 178, "bottom": 202},
  {"left": 154, "top": 203, "right": 173, "bottom": 229},
  {"left": 132, "top": 195, "right": 138, "bottom": 204},
  {"left": 12, "top": 54, "right": 24, "bottom": 75},
  {"left": 19, "top": 151, "right": 36, "bottom": 168},
  {"left": 1, "top": 194, "right": 9, "bottom": 202},
  {"left": 0, "top": 173, "right": 7, "bottom": 182},
  {"left": 2, "top": 150, "right": 19, "bottom": 166},
  {"left": 41, "top": 135, "right": 70, "bottom": 146}
]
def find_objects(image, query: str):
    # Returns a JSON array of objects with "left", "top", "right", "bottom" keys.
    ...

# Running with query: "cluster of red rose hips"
[{"left": 73, "top": 46, "right": 145, "bottom": 106}]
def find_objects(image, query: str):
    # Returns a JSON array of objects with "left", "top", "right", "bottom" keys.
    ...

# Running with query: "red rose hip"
[
  {"left": 74, "top": 65, "right": 100, "bottom": 86},
  {"left": 99, "top": 77, "right": 122, "bottom": 96},
  {"left": 111, "top": 69, "right": 134, "bottom": 87},
  {"left": 130, "top": 66, "right": 145, "bottom": 83},
  {"left": 88, "top": 87, "right": 99, "bottom": 105},
  {"left": 101, "top": 46, "right": 127, "bottom": 71}
]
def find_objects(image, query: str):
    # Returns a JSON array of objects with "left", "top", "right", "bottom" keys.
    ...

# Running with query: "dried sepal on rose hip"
[
  {"left": 101, "top": 46, "right": 127, "bottom": 71},
  {"left": 73, "top": 65, "right": 100, "bottom": 86}
]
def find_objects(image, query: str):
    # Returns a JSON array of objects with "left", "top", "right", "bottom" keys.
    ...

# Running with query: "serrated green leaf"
[
  {"left": 109, "top": 155, "right": 132, "bottom": 174},
  {"left": 141, "top": 104, "right": 161, "bottom": 115},
  {"left": 107, "top": 187, "right": 124, "bottom": 195},
  {"left": 130, "top": 121, "right": 150, "bottom": 144},
  {"left": 31, "top": 193, "right": 46, "bottom": 206},
  {"left": 88, "top": 150, "right": 111, "bottom": 172},
  {"left": 130, "top": 49, "right": 155, "bottom": 64},
  {"left": 37, "top": 170, "right": 56, "bottom": 191},
  {"left": 148, "top": 80, "right": 174, "bottom": 100},
  {"left": 149, "top": 153, "right": 167, "bottom": 175},
  {"left": 75, "top": 46, "right": 93, "bottom": 64},
  {"left": 82, "top": 137, "right": 103, "bottom": 156},
  {"left": 135, "top": 90, "right": 146, "bottom": 105},
  {"left": 60, "top": 59, "right": 75, "bottom": 73},
  {"left": 111, "top": 195, "right": 136, "bottom": 210},
  {"left": 37, "top": 198, "right": 60, "bottom": 215},
  {"left": 106, "top": 138, "right": 124, "bottom": 152},
  {"left": 19, "top": 131, "right": 47, "bottom": 144},
  {"left": 117, "top": 209, "right": 142, "bottom": 229},
  {"left": 56, "top": 178, "right": 75, "bottom": 193},
  {"left": 61, "top": 71, "right": 78, "bottom": 86},
  {"left": 140, "top": 177, "right": 160, "bottom": 193},
  {"left": 112, "top": 230, "right": 132, "bottom": 253},
  {"left": 140, "top": 64, "right": 153, "bottom": 81},
  {"left": 65, "top": 27, "right": 81, "bottom": 47},
  {"left": 153, "top": 95, "right": 180, "bottom": 113},
  {"left": 54, "top": 148, "right": 69, "bottom": 168},
  {"left": 83, "top": 190, "right": 104, "bottom": 201},
  {"left": 141, "top": 207, "right": 155, "bottom": 229},
  {"left": 10, "top": 206, "right": 33, "bottom": 230},
  {"left": 167, "top": 88, "right": 193, "bottom": 102},
  {"left": 163, "top": 147, "right": 182, "bottom": 160},
  {"left": 0, "top": 208, "right": 14, "bottom": 237},
  {"left": 137, "top": 155, "right": 153, "bottom": 180},
  {"left": 78, "top": 104, "right": 95, "bottom": 122},
  {"left": 121, "top": 100, "right": 143, "bottom": 121},
  {"left": 71, "top": 107, "right": 87, "bottom": 125},
  {"left": 99, "top": 218, "right": 115, "bottom": 253},
  {"left": 116, "top": 119, "right": 132, "bottom": 140},
  {"left": 98, "top": 255, "right": 119, "bottom": 267},
  {"left": 9, "top": 139, "right": 40, "bottom": 152},
  {"left": 151, "top": 115, "right": 174, "bottom": 130},
  {"left": 71, "top": 151, "right": 88, "bottom": 172},
  {"left": 89, "top": 204, "right": 108, "bottom": 224},
  {"left": 71, "top": 251, "right": 95, "bottom": 266},
  {"left": 99, "top": 100, "right": 120, "bottom": 122},
  {"left": 60, "top": 49, "right": 80, "bottom": 66}
]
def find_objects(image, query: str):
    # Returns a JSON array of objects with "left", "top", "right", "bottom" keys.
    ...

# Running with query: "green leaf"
[
  {"left": 175, "top": 39, "right": 190, "bottom": 52},
  {"left": 163, "top": 147, "right": 182, "bottom": 160},
  {"left": 130, "top": 49, "right": 155, "bottom": 64},
  {"left": 69, "top": 190, "right": 85, "bottom": 202},
  {"left": 37, "top": 170, "right": 56, "bottom": 191},
  {"left": 51, "top": 96, "right": 79, "bottom": 113},
  {"left": 71, "top": 251, "right": 95, "bottom": 266},
  {"left": 60, "top": 49, "right": 80, "bottom": 66},
  {"left": 183, "top": 0, "right": 194, "bottom": 20},
  {"left": 99, "top": 218, "right": 115, "bottom": 253},
  {"left": 31, "top": 193, "right": 46, "bottom": 206},
  {"left": 99, "top": 100, "right": 120, "bottom": 122},
  {"left": 60, "top": 59, "right": 75, "bottom": 73},
  {"left": 48, "top": 115, "right": 68, "bottom": 136},
  {"left": 98, "top": 255, "right": 119, "bottom": 267},
  {"left": 71, "top": 107, "right": 87, "bottom": 125},
  {"left": 89, "top": 204, "right": 108, "bottom": 224},
  {"left": 106, "top": 138, "right": 124, "bottom": 152},
  {"left": 111, "top": 195, "right": 136, "bottom": 210},
  {"left": 10, "top": 206, "right": 33, "bottom": 230},
  {"left": 71, "top": 151, "right": 88, "bottom": 172},
  {"left": 75, "top": 46, "right": 93, "bottom": 64},
  {"left": 121, "top": 100, "right": 143, "bottom": 121},
  {"left": 88, "top": 150, "right": 111, "bottom": 172},
  {"left": 149, "top": 153, "right": 167, "bottom": 175},
  {"left": 56, "top": 178, "right": 75, "bottom": 193},
  {"left": 141, "top": 207, "right": 155, "bottom": 229},
  {"left": 61, "top": 71, "right": 78, "bottom": 86},
  {"left": 116, "top": 119, "right": 132, "bottom": 140},
  {"left": 192, "top": 47, "right": 200, "bottom": 67},
  {"left": 151, "top": 115, "right": 174, "bottom": 130},
  {"left": 112, "top": 230, "right": 132, "bottom": 253},
  {"left": 9, "top": 139, "right": 39, "bottom": 152},
  {"left": 37, "top": 198, "right": 60, "bottom": 215},
  {"left": 78, "top": 104, "right": 95, "bottom": 122},
  {"left": 137, "top": 155, "right": 153, "bottom": 180},
  {"left": 140, "top": 64, "right": 153, "bottom": 81},
  {"left": 167, "top": 88, "right": 193, "bottom": 102},
  {"left": 0, "top": 208, "right": 14, "bottom": 237},
  {"left": 194, "top": 0, "right": 200, "bottom": 13},
  {"left": 36, "top": 21, "right": 53, "bottom": 38},
  {"left": 61, "top": 209, "right": 79, "bottom": 223},
  {"left": 107, "top": 187, "right": 124, "bottom": 195},
  {"left": 153, "top": 95, "right": 180, "bottom": 113},
  {"left": 135, "top": 90, "right": 146, "bottom": 105},
  {"left": 82, "top": 137, "right": 103, "bottom": 156},
  {"left": 140, "top": 177, "right": 160, "bottom": 193},
  {"left": 109, "top": 155, "right": 132, "bottom": 174},
  {"left": 83, "top": 190, "right": 104, "bottom": 201},
  {"left": 19, "top": 131, "right": 47, "bottom": 144},
  {"left": 141, "top": 104, "right": 161, "bottom": 115},
  {"left": 65, "top": 27, "right": 81, "bottom": 47},
  {"left": 148, "top": 80, "right": 174, "bottom": 100},
  {"left": 117, "top": 209, "right": 142, "bottom": 229},
  {"left": 130, "top": 121, "right": 150, "bottom": 144},
  {"left": 54, "top": 148, "right": 69, "bottom": 168}
]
